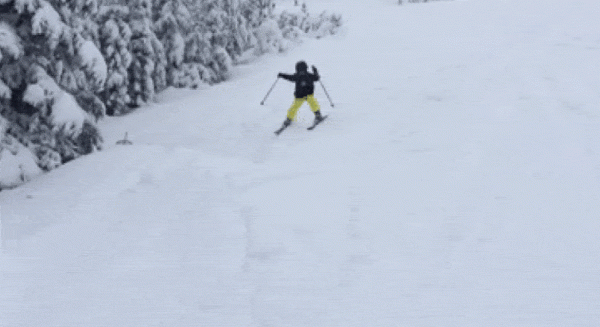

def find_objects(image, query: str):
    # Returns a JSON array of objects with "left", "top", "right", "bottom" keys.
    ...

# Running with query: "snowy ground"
[{"left": 2, "top": 0, "right": 600, "bottom": 325}]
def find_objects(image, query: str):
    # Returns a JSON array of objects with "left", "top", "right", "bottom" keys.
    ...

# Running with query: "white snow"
[
  {"left": 2, "top": 0, "right": 600, "bottom": 326},
  {"left": 22, "top": 83, "right": 46, "bottom": 108},
  {"left": 106, "top": 70, "right": 126, "bottom": 89},
  {"left": 0, "top": 147, "right": 42, "bottom": 189}
]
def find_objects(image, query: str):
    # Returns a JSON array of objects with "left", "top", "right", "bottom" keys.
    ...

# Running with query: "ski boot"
[
  {"left": 275, "top": 118, "right": 292, "bottom": 135},
  {"left": 313, "top": 110, "right": 324, "bottom": 124}
]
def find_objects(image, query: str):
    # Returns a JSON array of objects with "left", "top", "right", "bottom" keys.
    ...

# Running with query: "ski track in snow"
[{"left": 2, "top": 0, "right": 600, "bottom": 326}]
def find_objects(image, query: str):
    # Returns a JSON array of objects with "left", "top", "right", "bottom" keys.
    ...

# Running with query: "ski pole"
[
  {"left": 260, "top": 77, "right": 279, "bottom": 105},
  {"left": 319, "top": 80, "right": 334, "bottom": 107}
]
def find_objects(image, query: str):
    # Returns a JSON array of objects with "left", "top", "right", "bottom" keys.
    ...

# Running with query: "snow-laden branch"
[
  {"left": 31, "top": 0, "right": 66, "bottom": 49},
  {"left": 0, "top": 22, "right": 22, "bottom": 61},
  {"left": 78, "top": 39, "right": 108, "bottom": 91},
  {"left": 0, "top": 79, "right": 11, "bottom": 99}
]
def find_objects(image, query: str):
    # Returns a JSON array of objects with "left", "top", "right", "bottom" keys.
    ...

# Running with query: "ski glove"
[
  {"left": 278, "top": 73, "right": 284, "bottom": 78},
  {"left": 311, "top": 66, "right": 318, "bottom": 74}
]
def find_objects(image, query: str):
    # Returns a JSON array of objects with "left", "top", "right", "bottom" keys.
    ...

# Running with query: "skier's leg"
[
  {"left": 306, "top": 95, "right": 321, "bottom": 113},
  {"left": 306, "top": 95, "right": 323, "bottom": 121},
  {"left": 286, "top": 98, "right": 305, "bottom": 121}
]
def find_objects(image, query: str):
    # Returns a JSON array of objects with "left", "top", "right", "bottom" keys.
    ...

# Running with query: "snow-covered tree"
[
  {"left": 210, "top": 44, "right": 232, "bottom": 80},
  {"left": 182, "top": 27, "right": 216, "bottom": 86},
  {"left": 0, "top": 22, "right": 23, "bottom": 64},
  {"left": 75, "top": 34, "right": 107, "bottom": 93},
  {"left": 151, "top": 22, "right": 167, "bottom": 93},
  {"left": 128, "top": 0, "right": 166, "bottom": 106},
  {"left": 12, "top": 0, "right": 108, "bottom": 119},
  {"left": 1, "top": 0, "right": 103, "bottom": 175},
  {"left": 0, "top": 22, "right": 21, "bottom": 122},
  {"left": 50, "top": 0, "right": 100, "bottom": 42},
  {"left": 127, "top": 0, "right": 154, "bottom": 105},
  {"left": 154, "top": 0, "right": 190, "bottom": 65},
  {"left": 230, "top": 2, "right": 255, "bottom": 58},
  {"left": 254, "top": 17, "right": 285, "bottom": 54},
  {"left": 242, "top": 0, "right": 274, "bottom": 28},
  {"left": 22, "top": 64, "right": 103, "bottom": 163},
  {"left": 0, "top": 115, "right": 43, "bottom": 189},
  {"left": 277, "top": 5, "right": 342, "bottom": 41},
  {"left": 154, "top": 0, "right": 192, "bottom": 86},
  {"left": 98, "top": 5, "right": 132, "bottom": 115},
  {"left": 188, "top": 0, "right": 238, "bottom": 82},
  {"left": 214, "top": 0, "right": 253, "bottom": 60}
]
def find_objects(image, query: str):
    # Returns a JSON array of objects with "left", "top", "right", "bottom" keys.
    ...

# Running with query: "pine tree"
[
  {"left": 128, "top": 0, "right": 157, "bottom": 106},
  {"left": 203, "top": 0, "right": 233, "bottom": 81},
  {"left": 242, "top": 0, "right": 274, "bottom": 28},
  {"left": 32, "top": 0, "right": 108, "bottom": 121},
  {"left": 50, "top": 0, "right": 100, "bottom": 42},
  {"left": 0, "top": 22, "right": 23, "bottom": 155},
  {"left": 98, "top": 5, "right": 132, "bottom": 115},
  {"left": 1, "top": 0, "right": 103, "bottom": 170},
  {"left": 181, "top": 0, "right": 216, "bottom": 85},
  {"left": 184, "top": 26, "right": 216, "bottom": 85},
  {"left": 217, "top": 0, "right": 253, "bottom": 60},
  {"left": 155, "top": 0, "right": 192, "bottom": 87},
  {"left": 154, "top": 0, "right": 190, "bottom": 67},
  {"left": 151, "top": 26, "right": 167, "bottom": 93}
]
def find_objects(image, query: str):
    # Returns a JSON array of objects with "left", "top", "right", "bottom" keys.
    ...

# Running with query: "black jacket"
[{"left": 279, "top": 68, "right": 320, "bottom": 99}]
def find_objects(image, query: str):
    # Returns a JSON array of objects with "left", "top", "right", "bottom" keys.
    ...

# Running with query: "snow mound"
[{"left": 0, "top": 146, "right": 42, "bottom": 189}]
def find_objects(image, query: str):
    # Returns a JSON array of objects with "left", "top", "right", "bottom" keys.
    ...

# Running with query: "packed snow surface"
[{"left": 2, "top": 0, "right": 600, "bottom": 325}]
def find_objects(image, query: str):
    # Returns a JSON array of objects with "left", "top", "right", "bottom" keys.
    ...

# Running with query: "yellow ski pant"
[{"left": 287, "top": 95, "right": 320, "bottom": 121}]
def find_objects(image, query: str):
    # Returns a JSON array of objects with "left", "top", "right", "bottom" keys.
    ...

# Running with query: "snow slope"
[{"left": 2, "top": 0, "right": 600, "bottom": 325}]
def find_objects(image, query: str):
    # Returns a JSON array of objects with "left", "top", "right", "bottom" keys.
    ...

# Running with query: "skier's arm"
[
  {"left": 311, "top": 66, "right": 320, "bottom": 82},
  {"left": 278, "top": 73, "right": 296, "bottom": 82}
]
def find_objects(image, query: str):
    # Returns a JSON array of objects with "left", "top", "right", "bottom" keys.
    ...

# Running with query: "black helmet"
[{"left": 295, "top": 61, "right": 308, "bottom": 72}]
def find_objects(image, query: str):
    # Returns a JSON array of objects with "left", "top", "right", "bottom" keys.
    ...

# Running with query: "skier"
[{"left": 277, "top": 61, "right": 325, "bottom": 129}]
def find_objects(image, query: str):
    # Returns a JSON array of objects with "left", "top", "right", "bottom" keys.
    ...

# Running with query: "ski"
[
  {"left": 274, "top": 124, "right": 289, "bottom": 135},
  {"left": 275, "top": 115, "right": 328, "bottom": 135},
  {"left": 307, "top": 115, "right": 328, "bottom": 130}
]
